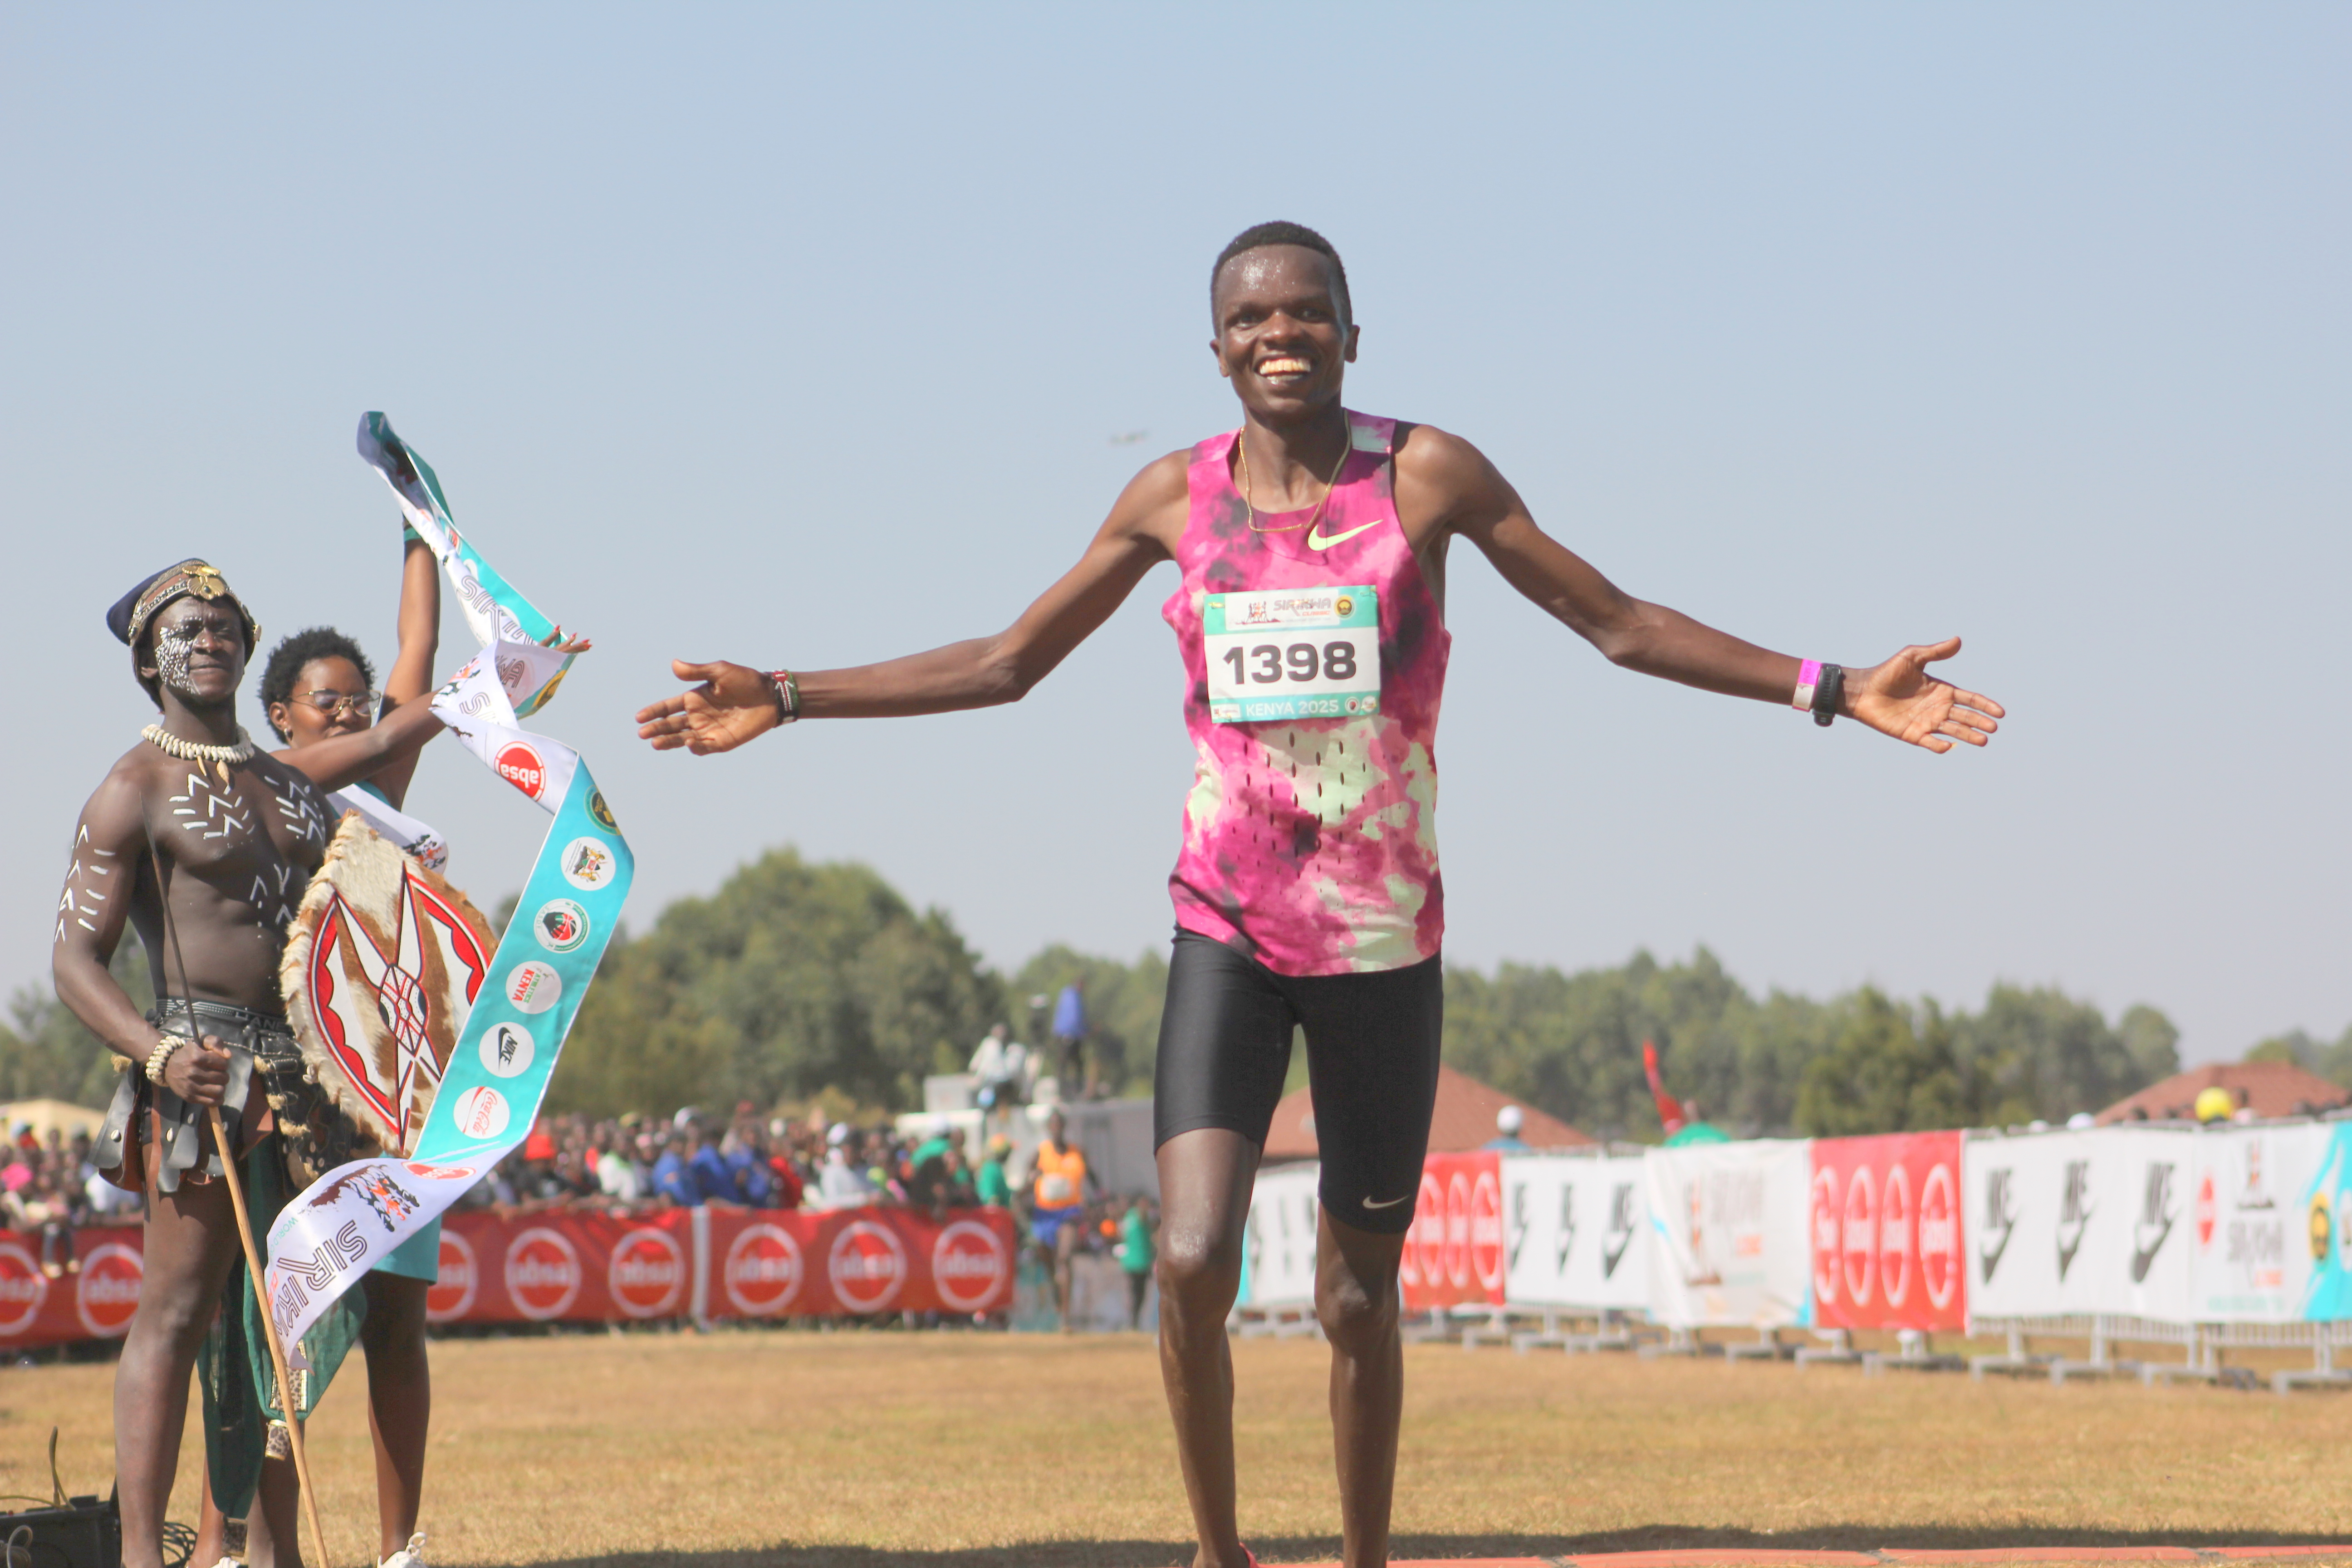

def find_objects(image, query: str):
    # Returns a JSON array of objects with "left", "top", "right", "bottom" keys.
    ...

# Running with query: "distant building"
[
  {"left": 2095, "top": 1059, "right": 2349, "bottom": 1125},
  {"left": 1260, "top": 1064, "right": 1591, "bottom": 1162}
]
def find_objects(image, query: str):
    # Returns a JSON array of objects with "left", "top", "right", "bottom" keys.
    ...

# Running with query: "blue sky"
[{"left": 3, "top": 4, "right": 2345, "bottom": 1063}]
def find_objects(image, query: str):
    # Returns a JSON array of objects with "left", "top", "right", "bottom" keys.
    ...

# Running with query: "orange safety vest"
[{"left": 1032, "top": 1142, "right": 1087, "bottom": 1210}]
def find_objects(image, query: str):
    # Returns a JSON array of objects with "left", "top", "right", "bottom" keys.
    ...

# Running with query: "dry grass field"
[{"left": 4, "top": 1328, "right": 2349, "bottom": 1568}]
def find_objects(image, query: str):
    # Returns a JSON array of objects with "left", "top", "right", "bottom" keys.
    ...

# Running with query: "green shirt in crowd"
[
  {"left": 975, "top": 1157, "right": 1011, "bottom": 1206},
  {"left": 1120, "top": 1204, "right": 1156, "bottom": 1275}
]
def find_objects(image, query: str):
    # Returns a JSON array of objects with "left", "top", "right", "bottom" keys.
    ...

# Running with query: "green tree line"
[{"left": 3, "top": 847, "right": 2303, "bottom": 1135}]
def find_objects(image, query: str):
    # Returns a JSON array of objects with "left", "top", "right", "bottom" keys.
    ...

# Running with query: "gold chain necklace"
[{"left": 1237, "top": 416, "right": 1352, "bottom": 535}]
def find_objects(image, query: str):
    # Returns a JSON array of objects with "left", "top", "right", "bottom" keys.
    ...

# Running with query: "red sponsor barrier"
[
  {"left": 701, "top": 1206, "right": 1017, "bottom": 1318},
  {"left": 1809, "top": 1131, "right": 1965, "bottom": 1332},
  {"left": 1399, "top": 1151, "right": 1505, "bottom": 1309},
  {"left": 0, "top": 1205, "right": 1017, "bottom": 1349},
  {"left": 0, "top": 1225, "right": 144, "bottom": 1350}
]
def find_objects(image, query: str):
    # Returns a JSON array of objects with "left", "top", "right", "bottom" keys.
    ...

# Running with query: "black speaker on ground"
[{"left": 0, "top": 1491, "right": 121, "bottom": 1568}]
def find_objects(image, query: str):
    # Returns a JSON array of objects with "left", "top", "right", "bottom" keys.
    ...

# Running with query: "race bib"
[{"left": 1205, "top": 586, "right": 1380, "bottom": 723}]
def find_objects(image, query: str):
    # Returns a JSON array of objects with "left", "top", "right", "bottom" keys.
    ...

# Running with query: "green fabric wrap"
[{"left": 199, "top": 1137, "right": 367, "bottom": 1519}]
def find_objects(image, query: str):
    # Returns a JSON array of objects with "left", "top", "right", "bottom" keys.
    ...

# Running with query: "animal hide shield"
[{"left": 279, "top": 813, "right": 497, "bottom": 1154}]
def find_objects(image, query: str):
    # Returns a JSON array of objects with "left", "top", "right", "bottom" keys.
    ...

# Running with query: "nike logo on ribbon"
[
  {"left": 1306, "top": 519, "right": 1382, "bottom": 551},
  {"left": 1361, "top": 1193, "right": 1411, "bottom": 1210}
]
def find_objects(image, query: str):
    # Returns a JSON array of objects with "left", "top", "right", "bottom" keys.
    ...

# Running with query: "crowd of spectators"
[
  {"left": 451, "top": 1102, "right": 1018, "bottom": 1222},
  {"left": 2, "top": 1121, "right": 142, "bottom": 1276}
]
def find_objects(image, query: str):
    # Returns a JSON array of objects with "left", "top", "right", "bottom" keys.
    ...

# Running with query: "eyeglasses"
[{"left": 292, "top": 690, "right": 378, "bottom": 716}]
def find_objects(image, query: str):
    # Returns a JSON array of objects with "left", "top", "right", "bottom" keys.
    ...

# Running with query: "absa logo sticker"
[
  {"left": 451, "top": 1084, "right": 512, "bottom": 1140},
  {"left": 1469, "top": 1169, "right": 1506, "bottom": 1294},
  {"left": 1878, "top": 1161, "right": 1913, "bottom": 1308},
  {"left": 1809, "top": 1166, "right": 1841, "bottom": 1306},
  {"left": 504, "top": 1226, "right": 582, "bottom": 1320},
  {"left": 1920, "top": 1162, "right": 1960, "bottom": 1310},
  {"left": 406, "top": 1162, "right": 477, "bottom": 1181},
  {"left": 931, "top": 1219, "right": 1011, "bottom": 1313},
  {"left": 495, "top": 741, "right": 547, "bottom": 800},
  {"left": 1842, "top": 1166, "right": 1877, "bottom": 1308},
  {"left": 1442, "top": 1171, "right": 1473, "bottom": 1290},
  {"left": 504, "top": 961, "right": 562, "bottom": 1015},
  {"left": 75, "top": 1243, "right": 143, "bottom": 1338},
  {"left": 2196, "top": 1171, "right": 2218, "bottom": 1250},
  {"left": 1409, "top": 1170, "right": 1446, "bottom": 1287},
  {"left": 608, "top": 1228, "right": 686, "bottom": 1318},
  {"left": 534, "top": 899, "right": 589, "bottom": 955},
  {"left": 426, "top": 1230, "right": 478, "bottom": 1322},
  {"left": 561, "top": 837, "right": 616, "bottom": 892},
  {"left": 827, "top": 1220, "right": 908, "bottom": 1313},
  {"left": 724, "top": 1224, "right": 806, "bottom": 1316},
  {"left": 0, "top": 1242, "right": 48, "bottom": 1336}
]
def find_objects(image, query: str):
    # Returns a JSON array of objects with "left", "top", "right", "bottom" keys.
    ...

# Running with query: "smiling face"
[
  {"left": 140, "top": 596, "right": 249, "bottom": 710},
  {"left": 1210, "top": 244, "right": 1359, "bottom": 422},
  {"left": 270, "top": 655, "right": 375, "bottom": 748}
]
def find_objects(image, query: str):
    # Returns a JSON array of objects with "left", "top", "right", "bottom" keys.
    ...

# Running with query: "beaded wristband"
[
  {"left": 144, "top": 1034, "right": 185, "bottom": 1086},
  {"left": 765, "top": 670, "right": 800, "bottom": 725}
]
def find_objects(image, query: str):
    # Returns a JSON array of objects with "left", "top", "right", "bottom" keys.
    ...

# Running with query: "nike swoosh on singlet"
[
  {"left": 1306, "top": 519, "right": 1382, "bottom": 550},
  {"left": 1361, "top": 1193, "right": 1411, "bottom": 1210}
]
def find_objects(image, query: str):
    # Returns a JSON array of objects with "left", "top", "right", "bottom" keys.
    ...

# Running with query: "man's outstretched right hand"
[{"left": 636, "top": 661, "right": 784, "bottom": 755}]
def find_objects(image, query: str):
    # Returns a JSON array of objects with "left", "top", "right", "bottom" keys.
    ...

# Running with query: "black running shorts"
[{"left": 1152, "top": 928, "right": 1444, "bottom": 1236}]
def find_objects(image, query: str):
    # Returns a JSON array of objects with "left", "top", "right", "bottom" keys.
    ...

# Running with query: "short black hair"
[
  {"left": 257, "top": 627, "right": 377, "bottom": 740},
  {"left": 1210, "top": 221, "right": 1351, "bottom": 326}
]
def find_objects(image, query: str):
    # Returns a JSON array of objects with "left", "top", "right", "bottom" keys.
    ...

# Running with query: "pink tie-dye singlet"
[{"left": 1162, "top": 412, "right": 1451, "bottom": 976}]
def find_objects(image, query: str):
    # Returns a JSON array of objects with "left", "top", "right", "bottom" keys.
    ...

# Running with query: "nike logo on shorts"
[
  {"left": 1306, "top": 519, "right": 1382, "bottom": 551},
  {"left": 1362, "top": 1193, "right": 1411, "bottom": 1210}
]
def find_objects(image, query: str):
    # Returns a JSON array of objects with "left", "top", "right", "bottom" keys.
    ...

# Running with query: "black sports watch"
[{"left": 1810, "top": 663, "right": 1844, "bottom": 727}]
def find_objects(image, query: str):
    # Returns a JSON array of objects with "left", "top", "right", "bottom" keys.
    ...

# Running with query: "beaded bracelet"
[
  {"left": 765, "top": 670, "right": 800, "bottom": 725},
  {"left": 144, "top": 1034, "right": 185, "bottom": 1086}
]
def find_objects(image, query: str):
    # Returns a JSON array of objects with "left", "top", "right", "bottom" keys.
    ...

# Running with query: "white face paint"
[{"left": 151, "top": 620, "right": 206, "bottom": 700}]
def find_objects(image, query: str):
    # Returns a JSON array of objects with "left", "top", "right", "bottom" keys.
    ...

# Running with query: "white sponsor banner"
[
  {"left": 1240, "top": 1163, "right": 1321, "bottom": 1310},
  {"left": 1961, "top": 1127, "right": 2197, "bottom": 1323},
  {"left": 1642, "top": 1140, "right": 1812, "bottom": 1329},
  {"left": 1501, "top": 1153, "right": 1650, "bottom": 1310},
  {"left": 2186, "top": 1122, "right": 2332, "bottom": 1322}
]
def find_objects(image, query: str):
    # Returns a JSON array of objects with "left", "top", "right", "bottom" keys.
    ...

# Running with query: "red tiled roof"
[
  {"left": 1262, "top": 1063, "right": 1592, "bottom": 1161},
  {"left": 2096, "top": 1058, "right": 2349, "bottom": 1125}
]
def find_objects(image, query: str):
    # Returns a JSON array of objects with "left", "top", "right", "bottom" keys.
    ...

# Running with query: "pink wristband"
[{"left": 1792, "top": 659, "right": 1822, "bottom": 713}]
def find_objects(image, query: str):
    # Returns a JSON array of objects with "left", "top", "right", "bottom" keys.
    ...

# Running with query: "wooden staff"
[{"left": 208, "top": 1102, "right": 334, "bottom": 1568}]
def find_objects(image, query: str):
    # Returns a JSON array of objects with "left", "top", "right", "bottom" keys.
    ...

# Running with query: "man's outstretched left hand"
[{"left": 1847, "top": 637, "right": 2003, "bottom": 754}]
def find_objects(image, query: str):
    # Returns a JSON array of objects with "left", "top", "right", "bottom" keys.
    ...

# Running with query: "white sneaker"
[{"left": 379, "top": 1533, "right": 427, "bottom": 1568}]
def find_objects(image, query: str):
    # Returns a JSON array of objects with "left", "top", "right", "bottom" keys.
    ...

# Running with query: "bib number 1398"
[{"left": 1203, "top": 585, "right": 1381, "bottom": 723}]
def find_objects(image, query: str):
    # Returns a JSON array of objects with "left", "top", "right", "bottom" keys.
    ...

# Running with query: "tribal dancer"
[
  {"left": 55, "top": 562, "right": 446, "bottom": 1568},
  {"left": 188, "top": 528, "right": 449, "bottom": 1568},
  {"left": 637, "top": 223, "right": 2005, "bottom": 1568}
]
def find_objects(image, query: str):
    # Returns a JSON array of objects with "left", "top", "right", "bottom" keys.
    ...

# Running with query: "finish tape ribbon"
[{"left": 261, "top": 415, "right": 633, "bottom": 1352}]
